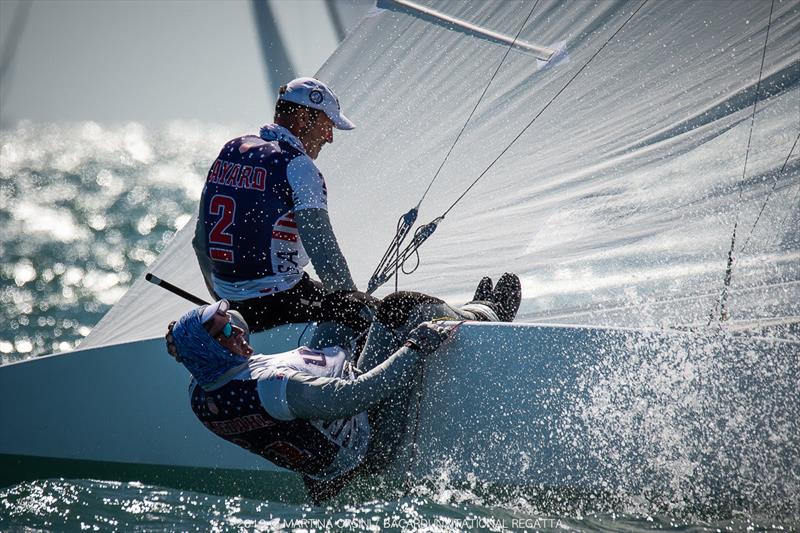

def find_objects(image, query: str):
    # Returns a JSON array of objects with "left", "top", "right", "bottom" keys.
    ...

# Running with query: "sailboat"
[{"left": 2, "top": 0, "right": 798, "bottom": 508}]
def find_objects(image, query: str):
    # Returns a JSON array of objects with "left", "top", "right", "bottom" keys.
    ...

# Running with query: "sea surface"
[
  {"left": 1, "top": 122, "right": 798, "bottom": 532},
  {"left": 0, "top": 121, "right": 231, "bottom": 363},
  {"left": 1, "top": 476, "right": 795, "bottom": 532}
]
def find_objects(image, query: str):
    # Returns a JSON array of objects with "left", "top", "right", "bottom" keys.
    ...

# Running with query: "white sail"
[{"left": 81, "top": 0, "right": 799, "bottom": 350}]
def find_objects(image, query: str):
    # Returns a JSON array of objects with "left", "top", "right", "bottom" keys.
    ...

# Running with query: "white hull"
[
  {"left": 0, "top": 325, "right": 315, "bottom": 473},
  {"left": 2, "top": 323, "right": 796, "bottom": 497}
]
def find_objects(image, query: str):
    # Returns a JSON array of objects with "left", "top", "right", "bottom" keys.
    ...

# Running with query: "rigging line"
[
  {"left": 441, "top": 0, "right": 650, "bottom": 218},
  {"left": 371, "top": 216, "right": 406, "bottom": 278},
  {"left": 367, "top": 1, "right": 540, "bottom": 294},
  {"left": 709, "top": 0, "right": 776, "bottom": 325},
  {"left": 740, "top": 131, "right": 800, "bottom": 254},
  {"left": 730, "top": 0, "right": 776, "bottom": 215},
  {"left": 417, "top": 0, "right": 541, "bottom": 207},
  {"left": 369, "top": 0, "right": 650, "bottom": 294},
  {"left": 773, "top": 179, "right": 800, "bottom": 239}
]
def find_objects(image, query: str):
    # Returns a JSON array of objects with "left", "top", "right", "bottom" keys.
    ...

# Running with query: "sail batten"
[{"left": 387, "top": 0, "right": 556, "bottom": 60}]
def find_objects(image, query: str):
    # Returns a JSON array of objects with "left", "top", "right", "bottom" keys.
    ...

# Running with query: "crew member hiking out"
[
  {"left": 193, "top": 77, "right": 365, "bottom": 333},
  {"left": 165, "top": 276, "right": 522, "bottom": 502}
]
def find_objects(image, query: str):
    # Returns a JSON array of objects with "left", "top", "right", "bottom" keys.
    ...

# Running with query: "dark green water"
[{"left": 1, "top": 122, "right": 798, "bottom": 531}]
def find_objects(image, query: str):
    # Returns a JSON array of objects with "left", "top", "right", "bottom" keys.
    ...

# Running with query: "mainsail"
[{"left": 82, "top": 0, "right": 799, "bottom": 349}]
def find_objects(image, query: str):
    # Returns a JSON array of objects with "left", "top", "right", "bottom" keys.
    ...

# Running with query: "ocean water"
[
  {"left": 0, "top": 476, "right": 795, "bottom": 532},
  {"left": 0, "top": 121, "right": 233, "bottom": 362},
  {"left": 1, "top": 122, "right": 798, "bottom": 532}
]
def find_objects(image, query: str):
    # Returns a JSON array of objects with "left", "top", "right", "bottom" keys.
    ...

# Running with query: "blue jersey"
[{"left": 199, "top": 124, "right": 328, "bottom": 299}]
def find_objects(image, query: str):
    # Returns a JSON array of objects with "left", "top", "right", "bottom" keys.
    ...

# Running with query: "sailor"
[
  {"left": 192, "top": 77, "right": 366, "bottom": 333},
  {"left": 165, "top": 276, "right": 521, "bottom": 502}
]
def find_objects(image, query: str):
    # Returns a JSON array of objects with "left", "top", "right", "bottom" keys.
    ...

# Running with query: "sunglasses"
[
  {"left": 219, "top": 320, "right": 234, "bottom": 339},
  {"left": 202, "top": 300, "right": 236, "bottom": 339}
]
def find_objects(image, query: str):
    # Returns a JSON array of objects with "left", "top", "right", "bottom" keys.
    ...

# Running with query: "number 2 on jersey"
[{"left": 209, "top": 194, "right": 235, "bottom": 262}]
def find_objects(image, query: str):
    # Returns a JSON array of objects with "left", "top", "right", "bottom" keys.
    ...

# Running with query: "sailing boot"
[
  {"left": 459, "top": 276, "right": 501, "bottom": 322},
  {"left": 492, "top": 272, "right": 522, "bottom": 322},
  {"left": 473, "top": 276, "right": 493, "bottom": 301}
]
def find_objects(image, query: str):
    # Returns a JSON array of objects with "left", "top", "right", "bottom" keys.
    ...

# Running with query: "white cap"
[
  {"left": 279, "top": 77, "right": 355, "bottom": 130},
  {"left": 201, "top": 299, "right": 229, "bottom": 324}
]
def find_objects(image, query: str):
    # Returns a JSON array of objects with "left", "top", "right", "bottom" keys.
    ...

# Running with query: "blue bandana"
[
  {"left": 259, "top": 123, "right": 306, "bottom": 153},
  {"left": 171, "top": 306, "right": 248, "bottom": 389}
]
